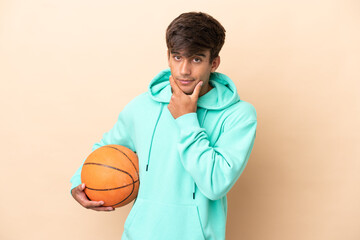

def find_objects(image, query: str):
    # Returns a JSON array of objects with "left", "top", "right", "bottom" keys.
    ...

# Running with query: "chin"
[{"left": 180, "top": 87, "right": 195, "bottom": 95}]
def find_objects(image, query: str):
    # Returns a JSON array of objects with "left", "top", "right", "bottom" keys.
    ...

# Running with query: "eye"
[
  {"left": 174, "top": 55, "right": 181, "bottom": 61},
  {"left": 193, "top": 57, "right": 202, "bottom": 63}
]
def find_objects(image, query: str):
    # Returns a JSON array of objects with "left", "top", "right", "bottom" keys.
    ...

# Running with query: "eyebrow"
[{"left": 171, "top": 51, "right": 206, "bottom": 58}]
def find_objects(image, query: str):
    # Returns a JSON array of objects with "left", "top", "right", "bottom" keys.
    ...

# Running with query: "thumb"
[
  {"left": 72, "top": 183, "right": 84, "bottom": 196},
  {"left": 169, "top": 75, "right": 182, "bottom": 95},
  {"left": 191, "top": 81, "right": 203, "bottom": 99},
  {"left": 77, "top": 183, "right": 85, "bottom": 192}
]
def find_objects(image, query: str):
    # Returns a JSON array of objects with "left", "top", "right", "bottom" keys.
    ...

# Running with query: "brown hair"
[{"left": 166, "top": 12, "right": 226, "bottom": 62}]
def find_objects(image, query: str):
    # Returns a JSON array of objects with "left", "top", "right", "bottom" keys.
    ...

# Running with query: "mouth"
[{"left": 177, "top": 78, "right": 194, "bottom": 85}]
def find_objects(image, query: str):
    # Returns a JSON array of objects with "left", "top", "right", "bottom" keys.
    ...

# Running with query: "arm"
[
  {"left": 175, "top": 112, "right": 257, "bottom": 200},
  {"left": 70, "top": 110, "right": 135, "bottom": 210},
  {"left": 167, "top": 75, "right": 257, "bottom": 200}
]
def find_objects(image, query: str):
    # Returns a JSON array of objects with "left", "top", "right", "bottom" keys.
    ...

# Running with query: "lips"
[{"left": 177, "top": 79, "right": 194, "bottom": 85}]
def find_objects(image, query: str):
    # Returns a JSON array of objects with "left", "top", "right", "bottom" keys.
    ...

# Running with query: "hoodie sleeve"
[
  {"left": 70, "top": 111, "right": 135, "bottom": 192},
  {"left": 175, "top": 108, "right": 257, "bottom": 201}
]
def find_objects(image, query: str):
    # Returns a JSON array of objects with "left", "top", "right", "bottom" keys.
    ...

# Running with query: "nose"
[{"left": 180, "top": 60, "right": 191, "bottom": 76}]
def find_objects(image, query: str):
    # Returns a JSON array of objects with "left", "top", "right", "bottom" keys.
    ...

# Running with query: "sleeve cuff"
[{"left": 175, "top": 112, "right": 201, "bottom": 132}]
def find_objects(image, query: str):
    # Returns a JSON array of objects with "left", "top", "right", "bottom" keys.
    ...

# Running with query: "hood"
[{"left": 148, "top": 69, "right": 240, "bottom": 110}]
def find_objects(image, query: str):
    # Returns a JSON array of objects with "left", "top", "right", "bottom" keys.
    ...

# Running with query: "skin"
[
  {"left": 167, "top": 49, "right": 220, "bottom": 119},
  {"left": 72, "top": 49, "right": 220, "bottom": 211},
  {"left": 71, "top": 183, "right": 115, "bottom": 211}
]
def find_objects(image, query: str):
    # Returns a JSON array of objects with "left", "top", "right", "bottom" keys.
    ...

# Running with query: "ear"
[{"left": 211, "top": 56, "right": 220, "bottom": 72}]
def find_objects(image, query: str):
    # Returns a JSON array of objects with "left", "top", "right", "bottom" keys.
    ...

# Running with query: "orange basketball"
[{"left": 81, "top": 144, "right": 139, "bottom": 208}]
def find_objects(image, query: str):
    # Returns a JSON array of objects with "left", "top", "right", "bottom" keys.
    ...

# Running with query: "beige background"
[{"left": 0, "top": 0, "right": 359, "bottom": 239}]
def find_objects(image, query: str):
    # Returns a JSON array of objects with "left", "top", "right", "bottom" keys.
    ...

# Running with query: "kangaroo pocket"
[{"left": 124, "top": 198, "right": 205, "bottom": 240}]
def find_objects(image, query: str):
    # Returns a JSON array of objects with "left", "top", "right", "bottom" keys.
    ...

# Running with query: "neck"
[{"left": 199, "top": 82, "right": 213, "bottom": 96}]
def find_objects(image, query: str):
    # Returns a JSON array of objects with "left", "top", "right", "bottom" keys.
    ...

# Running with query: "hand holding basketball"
[
  {"left": 81, "top": 145, "right": 139, "bottom": 208},
  {"left": 71, "top": 183, "right": 114, "bottom": 211}
]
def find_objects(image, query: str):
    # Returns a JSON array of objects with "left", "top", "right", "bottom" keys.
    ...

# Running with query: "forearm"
[{"left": 176, "top": 113, "right": 257, "bottom": 200}]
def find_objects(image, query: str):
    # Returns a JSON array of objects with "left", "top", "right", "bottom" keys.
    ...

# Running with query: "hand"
[
  {"left": 71, "top": 183, "right": 114, "bottom": 211},
  {"left": 168, "top": 75, "right": 203, "bottom": 119}
]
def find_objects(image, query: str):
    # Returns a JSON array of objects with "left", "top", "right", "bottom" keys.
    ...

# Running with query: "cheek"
[
  {"left": 199, "top": 68, "right": 211, "bottom": 81},
  {"left": 168, "top": 61, "right": 177, "bottom": 73}
]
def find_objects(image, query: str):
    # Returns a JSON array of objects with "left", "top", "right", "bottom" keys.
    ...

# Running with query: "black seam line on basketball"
[
  {"left": 86, "top": 180, "right": 139, "bottom": 191},
  {"left": 105, "top": 145, "right": 139, "bottom": 179},
  {"left": 84, "top": 160, "right": 137, "bottom": 207},
  {"left": 83, "top": 162, "right": 137, "bottom": 180},
  {"left": 83, "top": 162, "right": 138, "bottom": 185},
  {"left": 87, "top": 146, "right": 138, "bottom": 207},
  {"left": 110, "top": 170, "right": 135, "bottom": 207},
  {"left": 105, "top": 146, "right": 139, "bottom": 178},
  {"left": 110, "top": 179, "right": 138, "bottom": 207},
  {"left": 103, "top": 146, "right": 137, "bottom": 207}
]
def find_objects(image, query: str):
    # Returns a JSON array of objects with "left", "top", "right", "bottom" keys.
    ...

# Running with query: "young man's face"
[{"left": 168, "top": 49, "right": 220, "bottom": 96}]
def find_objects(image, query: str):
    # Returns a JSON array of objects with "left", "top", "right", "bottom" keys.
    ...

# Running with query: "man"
[{"left": 71, "top": 12, "right": 257, "bottom": 240}]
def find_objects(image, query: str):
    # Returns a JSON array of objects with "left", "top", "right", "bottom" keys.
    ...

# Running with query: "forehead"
[{"left": 170, "top": 49, "right": 210, "bottom": 58}]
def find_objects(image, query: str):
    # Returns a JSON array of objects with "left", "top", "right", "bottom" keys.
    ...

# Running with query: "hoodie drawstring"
[
  {"left": 146, "top": 103, "right": 164, "bottom": 171},
  {"left": 146, "top": 103, "right": 208, "bottom": 201},
  {"left": 193, "top": 109, "right": 208, "bottom": 199}
]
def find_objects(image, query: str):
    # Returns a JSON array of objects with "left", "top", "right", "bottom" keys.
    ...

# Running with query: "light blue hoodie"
[{"left": 70, "top": 69, "right": 257, "bottom": 240}]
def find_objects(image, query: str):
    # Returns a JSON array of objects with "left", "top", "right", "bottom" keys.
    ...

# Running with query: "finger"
[
  {"left": 169, "top": 75, "right": 182, "bottom": 95},
  {"left": 92, "top": 206, "right": 115, "bottom": 212},
  {"left": 74, "top": 183, "right": 83, "bottom": 191},
  {"left": 83, "top": 200, "right": 105, "bottom": 209},
  {"left": 72, "top": 183, "right": 84, "bottom": 196},
  {"left": 73, "top": 184, "right": 88, "bottom": 201},
  {"left": 191, "top": 81, "right": 203, "bottom": 100}
]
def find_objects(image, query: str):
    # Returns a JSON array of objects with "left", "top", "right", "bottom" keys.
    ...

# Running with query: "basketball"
[{"left": 81, "top": 145, "right": 139, "bottom": 208}]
